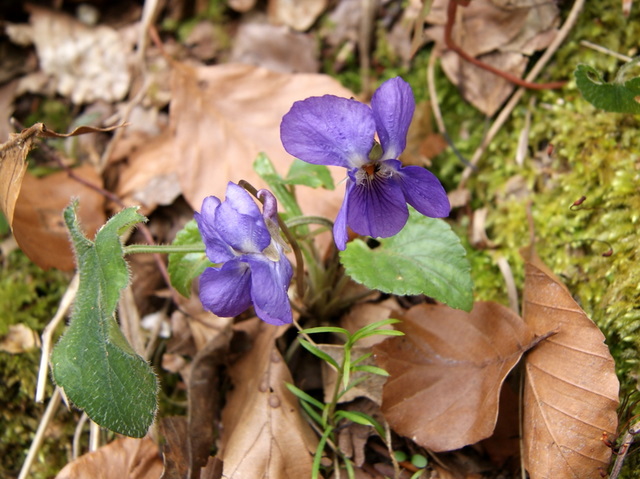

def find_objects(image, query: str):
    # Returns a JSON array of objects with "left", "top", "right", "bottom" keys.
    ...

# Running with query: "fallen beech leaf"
[
  {"left": 374, "top": 302, "right": 534, "bottom": 452},
  {"left": 13, "top": 164, "right": 105, "bottom": 270},
  {"left": 170, "top": 63, "right": 348, "bottom": 230},
  {"left": 267, "top": 0, "right": 328, "bottom": 32},
  {"left": 521, "top": 247, "right": 619, "bottom": 479},
  {"left": 116, "top": 133, "right": 180, "bottom": 214},
  {"left": 220, "top": 319, "right": 317, "bottom": 478},
  {"left": 55, "top": 437, "right": 163, "bottom": 479}
]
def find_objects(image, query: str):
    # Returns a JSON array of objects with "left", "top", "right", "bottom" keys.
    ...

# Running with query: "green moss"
[{"left": 0, "top": 250, "right": 75, "bottom": 478}]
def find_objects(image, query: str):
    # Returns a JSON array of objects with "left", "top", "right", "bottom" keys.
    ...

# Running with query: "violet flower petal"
[
  {"left": 199, "top": 260, "right": 252, "bottom": 317},
  {"left": 346, "top": 169, "right": 409, "bottom": 238},
  {"left": 397, "top": 163, "right": 451, "bottom": 218},
  {"left": 248, "top": 253, "right": 293, "bottom": 325},
  {"left": 333, "top": 179, "right": 354, "bottom": 250},
  {"left": 371, "top": 77, "right": 415, "bottom": 161},
  {"left": 195, "top": 196, "right": 235, "bottom": 263},
  {"left": 215, "top": 183, "right": 271, "bottom": 254},
  {"left": 280, "top": 95, "right": 375, "bottom": 168}
]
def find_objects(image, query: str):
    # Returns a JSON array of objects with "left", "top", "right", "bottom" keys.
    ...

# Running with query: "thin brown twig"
[
  {"left": 609, "top": 419, "right": 640, "bottom": 479},
  {"left": 444, "top": 0, "right": 565, "bottom": 90},
  {"left": 458, "top": 0, "right": 586, "bottom": 188}
]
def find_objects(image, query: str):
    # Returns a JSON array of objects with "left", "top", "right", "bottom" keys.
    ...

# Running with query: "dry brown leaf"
[
  {"left": 0, "top": 122, "right": 122, "bottom": 228},
  {"left": 228, "top": 0, "right": 258, "bottom": 13},
  {"left": 170, "top": 63, "right": 348, "bottom": 229},
  {"left": 320, "top": 344, "right": 386, "bottom": 405},
  {"left": 160, "top": 417, "right": 190, "bottom": 479},
  {"left": 13, "top": 164, "right": 106, "bottom": 270},
  {"left": 426, "top": 0, "right": 559, "bottom": 115},
  {"left": 187, "top": 330, "right": 232, "bottom": 476},
  {"left": 440, "top": 50, "right": 527, "bottom": 117},
  {"left": 220, "top": 318, "right": 317, "bottom": 478},
  {"left": 268, "top": 0, "right": 328, "bottom": 31},
  {"left": 521, "top": 246, "right": 619, "bottom": 479},
  {"left": 116, "top": 133, "right": 179, "bottom": 214},
  {"left": 230, "top": 23, "right": 319, "bottom": 73},
  {"left": 374, "top": 302, "right": 534, "bottom": 452},
  {"left": 0, "top": 127, "right": 32, "bottom": 226},
  {"left": 55, "top": 437, "right": 163, "bottom": 479},
  {"left": 0, "top": 323, "right": 40, "bottom": 353},
  {"left": 12, "top": 5, "right": 132, "bottom": 104}
]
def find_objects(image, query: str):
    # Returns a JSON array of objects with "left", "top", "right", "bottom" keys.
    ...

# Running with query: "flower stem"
[
  {"left": 239, "top": 179, "right": 306, "bottom": 300},
  {"left": 285, "top": 215, "right": 334, "bottom": 230},
  {"left": 123, "top": 244, "right": 205, "bottom": 255}
]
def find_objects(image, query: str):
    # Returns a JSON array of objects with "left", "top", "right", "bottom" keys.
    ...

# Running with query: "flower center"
[{"left": 355, "top": 161, "right": 394, "bottom": 186}]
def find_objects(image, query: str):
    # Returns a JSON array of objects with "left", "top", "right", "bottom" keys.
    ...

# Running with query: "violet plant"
[{"left": 49, "top": 77, "right": 473, "bottom": 457}]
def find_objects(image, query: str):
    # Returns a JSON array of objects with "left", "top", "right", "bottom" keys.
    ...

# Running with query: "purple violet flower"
[
  {"left": 195, "top": 182, "right": 293, "bottom": 326},
  {"left": 280, "top": 77, "right": 450, "bottom": 250}
]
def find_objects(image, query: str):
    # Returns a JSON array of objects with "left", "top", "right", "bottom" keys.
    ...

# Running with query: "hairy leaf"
[
  {"left": 575, "top": 63, "right": 640, "bottom": 113},
  {"left": 51, "top": 202, "right": 158, "bottom": 438}
]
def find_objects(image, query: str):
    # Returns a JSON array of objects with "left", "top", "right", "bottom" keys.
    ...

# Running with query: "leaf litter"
[{"left": 0, "top": 1, "right": 631, "bottom": 478}]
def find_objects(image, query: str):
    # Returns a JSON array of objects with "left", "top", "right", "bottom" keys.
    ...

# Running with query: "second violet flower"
[
  {"left": 280, "top": 77, "right": 450, "bottom": 250},
  {"left": 195, "top": 182, "right": 293, "bottom": 326}
]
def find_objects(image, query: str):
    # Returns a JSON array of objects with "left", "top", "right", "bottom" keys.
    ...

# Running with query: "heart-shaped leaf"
[
  {"left": 340, "top": 209, "right": 473, "bottom": 311},
  {"left": 575, "top": 63, "right": 640, "bottom": 113}
]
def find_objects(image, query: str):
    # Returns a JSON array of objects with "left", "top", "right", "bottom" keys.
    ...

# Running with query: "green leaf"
[
  {"left": 575, "top": 63, "right": 640, "bottom": 113},
  {"left": 300, "top": 326, "right": 350, "bottom": 336},
  {"left": 168, "top": 219, "right": 212, "bottom": 297},
  {"left": 340, "top": 209, "right": 473, "bottom": 311},
  {"left": 298, "top": 338, "right": 340, "bottom": 370},
  {"left": 335, "top": 410, "right": 385, "bottom": 437},
  {"left": 351, "top": 365, "right": 390, "bottom": 377},
  {"left": 285, "top": 383, "right": 325, "bottom": 411},
  {"left": 51, "top": 202, "right": 158, "bottom": 438},
  {"left": 284, "top": 159, "right": 335, "bottom": 190},
  {"left": 253, "top": 153, "right": 303, "bottom": 217}
]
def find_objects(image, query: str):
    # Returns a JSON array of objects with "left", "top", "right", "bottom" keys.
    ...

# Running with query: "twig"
[
  {"left": 18, "top": 388, "right": 62, "bottom": 479},
  {"left": 427, "top": 51, "right": 473, "bottom": 169},
  {"left": 609, "top": 419, "right": 640, "bottom": 479},
  {"left": 458, "top": 0, "right": 586, "bottom": 188},
  {"left": 36, "top": 273, "right": 79, "bottom": 403},
  {"left": 444, "top": 0, "right": 565, "bottom": 90},
  {"left": 72, "top": 413, "right": 90, "bottom": 460},
  {"left": 496, "top": 256, "right": 519, "bottom": 314},
  {"left": 580, "top": 40, "right": 633, "bottom": 62}
]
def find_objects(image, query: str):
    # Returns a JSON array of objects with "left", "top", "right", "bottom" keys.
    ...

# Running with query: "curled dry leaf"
[
  {"left": 374, "top": 301, "right": 534, "bottom": 452},
  {"left": 220, "top": 319, "right": 317, "bottom": 478},
  {"left": 0, "top": 122, "right": 122, "bottom": 228},
  {"left": 521, "top": 246, "right": 619, "bottom": 479},
  {"left": 55, "top": 437, "right": 163, "bottom": 479}
]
